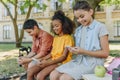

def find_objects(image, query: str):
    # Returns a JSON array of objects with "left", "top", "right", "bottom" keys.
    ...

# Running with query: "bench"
[
  {"left": 81, "top": 56, "right": 114, "bottom": 80},
  {"left": 43, "top": 56, "right": 113, "bottom": 80},
  {"left": 82, "top": 73, "right": 112, "bottom": 80}
]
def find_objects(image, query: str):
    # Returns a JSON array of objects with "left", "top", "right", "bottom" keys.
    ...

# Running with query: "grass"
[
  {"left": 0, "top": 44, "right": 17, "bottom": 52},
  {"left": 0, "top": 58, "right": 25, "bottom": 76},
  {"left": 0, "top": 43, "right": 31, "bottom": 52},
  {"left": 0, "top": 43, "right": 120, "bottom": 77},
  {"left": 110, "top": 50, "right": 120, "bottom": 57},
  {"left": 0, "top": 43, "right": 32, "bottom": 77},
  {"left": 109, "top": 43, "right": 120, "bottom": 57}
]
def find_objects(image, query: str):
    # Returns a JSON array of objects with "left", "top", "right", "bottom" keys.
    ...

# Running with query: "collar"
[
  {"left": 87, "top": 20, "right": 96, "bottom": 30},
  {"left": 76, "top": 20, "right": 96, "bottom": 31}
]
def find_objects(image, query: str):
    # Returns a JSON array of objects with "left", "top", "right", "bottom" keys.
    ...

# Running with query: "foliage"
[
  {"left": 58, "top": 0, "right": 66, "bottom": 3},
  {"left": 100, "top": 0, "right": 120, "bottom": 6},
  {"left": 0, "top": 0, "right": 120, "bottom": 48},
  {"left": 0, "top": 0, "right": 47, "bottom": 47}
]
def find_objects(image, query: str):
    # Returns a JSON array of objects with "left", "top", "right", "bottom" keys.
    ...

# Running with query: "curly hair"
[{"left": 51, "top": 10, "right": 75, "bottom": 35}]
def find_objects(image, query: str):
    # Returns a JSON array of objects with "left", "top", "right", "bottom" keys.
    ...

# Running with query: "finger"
[
  {"left": 73, "top": 47, "right": 78, "bottom": 49},
  {"left": 68, "top": 47, "right": 72, "bottom": 50},
  {"left": 38, "top": 62, "right": 42, "bottom": 65}
]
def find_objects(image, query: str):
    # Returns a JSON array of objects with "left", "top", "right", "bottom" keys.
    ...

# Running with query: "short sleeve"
[
  {"left": 38, "top": 32, "right": 53, "bottom": 56},
  {"left": 64, "top": 35, "right": 74, "bottom": 47},
  {"left": 99, "top": 24, "right": 109, "bottom": 37}
]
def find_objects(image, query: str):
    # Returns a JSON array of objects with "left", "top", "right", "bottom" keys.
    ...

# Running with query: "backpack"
[{"left": 107, "top": 58, "right": 120, "bottom": 75}]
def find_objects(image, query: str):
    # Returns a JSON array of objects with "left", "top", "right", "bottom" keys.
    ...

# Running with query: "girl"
[
  {"left": 27, "top": 10, "right": 75, "bottom": 80},
  {"left": 50, "top": 1, "right": 109, "bottom": 80}
]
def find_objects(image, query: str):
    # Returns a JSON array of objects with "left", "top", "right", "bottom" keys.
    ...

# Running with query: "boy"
[{"left": 18, "top": 19, "right": 53, "bottom": 79}]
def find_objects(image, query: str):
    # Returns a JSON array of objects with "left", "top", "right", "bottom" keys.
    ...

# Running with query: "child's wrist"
[{"left": 32, "top": 58, "right": 39, "bottom": 62}]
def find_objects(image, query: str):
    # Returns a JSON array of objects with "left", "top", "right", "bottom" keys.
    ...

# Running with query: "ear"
[
  {"left": 89, "top": 9, "right": 94, "bottom": 16},
  {"left": 34, "top": 26, "right": 38, "bottom": 29}
]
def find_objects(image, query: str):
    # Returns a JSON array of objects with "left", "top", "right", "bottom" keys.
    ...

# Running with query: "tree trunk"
[
  {"left": 16, "top": 41, "right": 22, "bottom": 47},
  {"left": 12, "top": 19, "right": 21, "bottom": 48}
]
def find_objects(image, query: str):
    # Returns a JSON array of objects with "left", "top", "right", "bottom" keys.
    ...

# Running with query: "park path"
[
  {"left": 0, "top": 49, "right": 19, "bottom": 61},
  {"left": 0, "top": 49, "right": 20, "bottom": 80}
]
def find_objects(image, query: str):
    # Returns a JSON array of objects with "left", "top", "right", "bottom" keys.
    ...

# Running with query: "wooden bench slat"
[{"left": 82, "top": 73, "right": 112, "bottom": 80}]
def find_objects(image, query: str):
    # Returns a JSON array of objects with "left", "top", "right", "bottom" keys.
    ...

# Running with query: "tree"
[
  {"left": 0, "top": 0, "right": 47, "bottom": 47},
  {"left": 0, "top": 0, "right": 120, "bottom": 47},
  {"left": 101, "top": 0, "right": 120, "bottom": 5}
]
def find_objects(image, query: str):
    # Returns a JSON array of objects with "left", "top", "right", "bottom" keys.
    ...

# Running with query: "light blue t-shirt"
[
  {"left": 74, "top": 20, "right": 109, "bottom": 51},
  {"left": 74, "top": 20, "right": 109, "bottom": 65}
]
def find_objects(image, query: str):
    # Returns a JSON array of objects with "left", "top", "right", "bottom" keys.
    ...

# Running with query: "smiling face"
[
  {"left": 25, "top": 26, "right": 38, "bottom": 37},
  {"left": 52, "top": 19, "right": 63, "bottom": 36},
  {"left": 74, "top": 9, "right": 93, "bottom": 26}
]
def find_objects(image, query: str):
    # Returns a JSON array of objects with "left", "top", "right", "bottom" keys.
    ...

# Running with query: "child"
[
  {"left": 50, "top": 1, "right": 109, "bottom": 80},
  {"left": 27, "top": 10, "right": 75, "bottom": 80},
  {"left": 18, "top": 19, "right": 53, "bottom": 79}
]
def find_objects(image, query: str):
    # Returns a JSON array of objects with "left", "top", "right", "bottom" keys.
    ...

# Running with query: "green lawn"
[
  {"left": 0, "top": 43, "right": 32, "bottom": 77},
  {"left": 0, "top": 43, "right": 32, "bottom": 52},
  {"left": 0, "top": 44, "right": 17, "bottom": 52}
]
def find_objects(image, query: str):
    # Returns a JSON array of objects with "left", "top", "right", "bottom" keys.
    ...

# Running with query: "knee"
[
  {"left": 50, "top": 70, "right": 60, "bottom": 80},
  {"left": 60, "top": 74, "right": 73, "bottom": 80},
  {"left": 36, "top": 73, "right": 44, "bottom": 80},
  {"left": 27, "top": 61, "right": 36, "bottom": 76},
  {"left": 49, "top": 70, "right": 56, "bottom": 79}
]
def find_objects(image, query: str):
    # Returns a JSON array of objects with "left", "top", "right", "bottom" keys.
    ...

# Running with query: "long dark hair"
[{"left": 51, "top": 10, "right": 75, "bottom": 35}]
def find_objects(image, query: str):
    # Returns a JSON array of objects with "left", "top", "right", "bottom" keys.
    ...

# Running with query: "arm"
[
  {"left": 50, "top": 47, "right": 69, "bottom": 64},
  {"left": 69, "top": 35, "right": 109, "bottom": 58},
  {"left": 18, "top": 39, "right": 39, "bottom": 63},
  {"left": 38, "top": 53, "right": 52, "bottom": 61},
  {"left": 33, "top": 33, "right": 53, "bottom": 59},
  {"left": 39, "top": 47, "right": 69, "bottom": 66},
  {"left": 81, "top": 35, "right": 109, "bottom": 58},
  {"left": 38, "top": 35, "right": 74, "bottom": 67},
  {"left": 25, "top": 52, "right": 36, "bottom": 58},
  {"left": 18, "top": 52, "right": 36, "bottom": 64}
]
